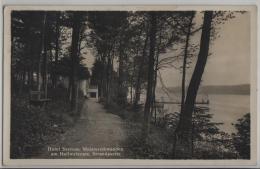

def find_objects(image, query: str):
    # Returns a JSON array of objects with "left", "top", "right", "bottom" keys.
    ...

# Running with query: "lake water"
[
  {"left": 207, "top": 94, "right": 250, "bottom": 133},
  {"left": 137, "top": 91, "right": 250, "bottom": 134}
]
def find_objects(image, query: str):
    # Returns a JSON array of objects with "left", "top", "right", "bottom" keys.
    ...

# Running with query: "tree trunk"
[
  {"left": 130, "top": 73, "right": 133, "bottom": 104},
  {"left": 29, "top": 39, "right": 35, "bottom": 89},
  {"left": 37, "top": 12, "right": 47, "bottom": 92},
  {"left": 133, "top": 29, "right": 149, "bottom": 109},
  {"left": 53, "top": 12, "right": 60, "bottom": 88},
  {"left": 142, "top": 12, "right": 157, "bottom": 141},
  {"left": 180, "top": 12, "right": 195, "bottom": 114},
  {"left": 105, "top": 44, "right": 115, "bottom": 105},
  {"left": 19, "top": 69, "right": 26, "bottom": 94},
  {"left": 173, "top": 11, "right": 213, "bottom": 159},
  {"left": 106, "top": 55, "right": 111, "bottom": 105},
  {"left": 151, "top": 26, "right": 162, "bottom": 122},
  {"left": 26, "top": 35, "right": 34, "bottom": 89},
  {"left": 117, "top": 39, "right": 128, "bottom": 106},
  {"left": 42, "top": 14, "right": 49, "bottom": 98},
  {"left": 70, "top": 12, "right": 81, "bottom": 112},
  {"left": 100, "top": 56, "right": 106, "bottom": 99}
]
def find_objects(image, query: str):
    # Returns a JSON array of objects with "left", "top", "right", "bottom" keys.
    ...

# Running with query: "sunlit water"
[
  {"left": 136, "top": 91, "right": 250, "bottom": 134},
  {"left": 207, "top": 94, "right": 249, "bottom": 133}
]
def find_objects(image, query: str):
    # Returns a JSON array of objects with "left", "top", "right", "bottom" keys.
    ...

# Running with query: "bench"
[{"left": 29, "top": 91, "right": 51, "bottom": 107}]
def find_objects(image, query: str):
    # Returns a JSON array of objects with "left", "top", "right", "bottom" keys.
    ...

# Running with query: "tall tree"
[
  {"left": 37, "top": 12, "right": 47, "bottom": 92},
  {"left": 142, "top": 12, "right": 157, "bottom": 141},
  {"left": 174, "top": 11, "right": 213, "bottom": 159},
  {"left": 70, "top": 12, "right": 82, "bottom": 112},
  {"left": 116, "top": 15, "right": 130, "bottom": 106},
  {"left": 42, "top": 13, "right": 49, "bottom": 98},
  {"left": 180, "top": 12, "right": 195, "bottom": 115},
  {"left": 53, "top": 12, "right": 61, "bottom": 88},
  {"left": 133, "top": 28, "right": 149, "bottom": 109}
]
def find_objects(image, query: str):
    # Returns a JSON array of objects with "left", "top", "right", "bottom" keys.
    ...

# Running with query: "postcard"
[{"left": 2, "top": 4, "right": 258, "bottom": 167}]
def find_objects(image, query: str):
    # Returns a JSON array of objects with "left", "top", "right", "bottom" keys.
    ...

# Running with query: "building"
[
  {"left": 80, "top": 80, "right": 99, "bottom": 100},
  {"left": 87, "top": 86, "right": 99, "bottom": 99},
  {"left": 58, "top": 77, "right": 99, "bottom": 100}
]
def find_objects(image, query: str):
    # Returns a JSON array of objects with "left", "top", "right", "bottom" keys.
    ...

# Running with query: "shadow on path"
[{"left": 37, "top": 99, "right": 128, "bottom": 159}]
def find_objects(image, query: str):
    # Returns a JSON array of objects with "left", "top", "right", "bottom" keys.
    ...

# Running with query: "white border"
[{"left": 1, "top": 1, "right": 259, "bottom": 168}]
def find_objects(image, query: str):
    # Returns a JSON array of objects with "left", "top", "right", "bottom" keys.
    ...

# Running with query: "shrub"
[
  {"left": 232, "top": 113, "right": 250, "bottom": 159},
  {"left": 10, "top": 88, "right": 85, "bottom": 158},
  {"left": 11, "top": 96, "right": 53, "bottom": 158}
]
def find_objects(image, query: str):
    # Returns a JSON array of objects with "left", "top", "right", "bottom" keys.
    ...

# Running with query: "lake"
[
  {"left": 138, "top": 91, "right": 250, "bottom": 134},
  {"left": 207, "top": 94, "right": 249, "bottom": 133}
]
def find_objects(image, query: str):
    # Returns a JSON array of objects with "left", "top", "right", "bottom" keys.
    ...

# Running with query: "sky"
[{"left": 83, "top": 12, "right": 251, "bottom": 87}]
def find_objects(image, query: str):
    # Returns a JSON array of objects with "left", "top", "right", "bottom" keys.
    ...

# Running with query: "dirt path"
[{"left": 38, "top": 99, "right": 128, "bottom": 159}]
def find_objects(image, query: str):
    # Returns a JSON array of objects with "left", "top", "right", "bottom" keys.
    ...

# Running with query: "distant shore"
[{"left": 160, "top": 84, "right": 250, "bottom": 95}]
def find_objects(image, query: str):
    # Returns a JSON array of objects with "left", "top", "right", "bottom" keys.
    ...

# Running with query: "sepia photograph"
[{"left": 2, "top": 5, "right": 258, "bottom": 167}]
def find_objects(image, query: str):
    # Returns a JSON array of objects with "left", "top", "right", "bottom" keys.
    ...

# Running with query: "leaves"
[
  {"left": 232, "top": 113, "right": 250, "bottom": 159},
  {"left": 10, "top": 88, "right": 82, "bottom": 158}
]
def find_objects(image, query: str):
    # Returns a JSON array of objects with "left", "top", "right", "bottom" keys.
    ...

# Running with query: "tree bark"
[
  {"left": 117, "top": 39, "right": 128, "bottom": 106},
  {"left": 180, "top": 12, "right": 195, "bottom": 114},
  {"left": 70, "top": 12, "right": 81, "bottom": 112},
  {"left": 142, "top": 12, "right": 157, "bottom": 141},
  {"left": 133, "top": 29, "right": 149, "bottom": 109},
  {"left": 100, "top": 55, "right": 106, "bottom": 99},
  {"left": 37, "top": 12, "right": 47, "bottom": 92},
  {"left": 105, "top": 43, "right": 115, "bottom": 105},
  {"left": 151, "top": 25, "right": 162, "bottom": 122},
  {"left": 53, "top": 12, "right": 60, "bottom": 88},
  {"left": 42, "top": 14, "right": 49, "bottom": 98},
  {"left": 173, "top": 11, "right": 213, "bottom": 159},
  {"left": 106, "top": 55, "right": 111, "bottom": 104}
]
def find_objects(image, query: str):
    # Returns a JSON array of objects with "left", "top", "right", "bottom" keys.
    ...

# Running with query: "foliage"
[
  {"left": 232, "top": 113, "right": 250, "bottom": 159},
  {"left": 90, "top": 59, "right": 104, "bottom": 86},
  {"left": 157, "top": 106, "right": 239, "bottom": 159},
  {"left": 192, "top": 108, "right": 238, "bottom": 159},
  {"left": 124, "top": 122, "right": 173, "bottom": 159},
  {"left": 10, "top": 10, "right": 247, "bottom": 159},
  {"left": 11, "top": 96, "right": 50, "bottom": 158},
  {"left": 10, "top": 88, "right": 84, "bottom": 158}
]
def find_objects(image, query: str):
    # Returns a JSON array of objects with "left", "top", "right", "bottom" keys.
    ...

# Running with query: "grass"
[
  {"left": 102, "top": 100, "right": 174, "bottom": 159},
  {"left": 10, "top": 87, "right": 85, "bottom": 158},
  {"left": 104, "top": 101, "right": 239, "bottom": 159},
  {"left": 123, "top": 121, "right": 174, "bottom": 159}
]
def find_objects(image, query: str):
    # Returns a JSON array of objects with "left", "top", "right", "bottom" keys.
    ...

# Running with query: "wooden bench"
[{"left": 29, "top": 91, "right": 51, "bottom": 107}]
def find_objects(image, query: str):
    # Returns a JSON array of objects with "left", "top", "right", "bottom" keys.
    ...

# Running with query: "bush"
[
  {"left": 124, "top": 122, "right": 173, "bottom": 159},
  {"left": 10, "top": 88, "right": 85, "bottom": 158},
  {"left": 11, "top": 96, "right": 54, "bottom": 158},
  {"left": 232, "top": 113, "right": 250, "bottom": 159}
]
